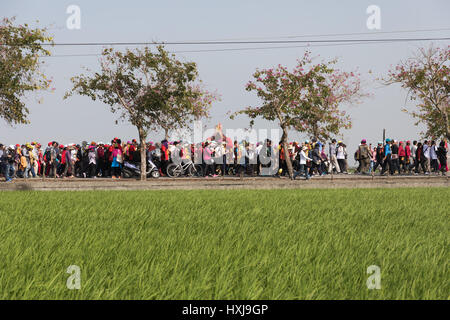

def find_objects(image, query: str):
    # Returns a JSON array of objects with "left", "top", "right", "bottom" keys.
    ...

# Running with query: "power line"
[
  {"left": 41, "top": 38, "right": 450, "bottom": 58},
  {"left": 180, "top": 27, "right": 450, "bottom": 42},
  {"left": 5, "top": 36, "right": 450, "bottom": 47}
]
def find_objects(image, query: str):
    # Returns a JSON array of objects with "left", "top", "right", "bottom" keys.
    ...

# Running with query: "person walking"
[
  {"left": 423, "top": 140, "right": 431, "bottom": 174},
  {"left": 358, "top": 139, "right": 371, "bottom": 174},
  {"left": 410, "top": 141, "right": 418, "bottom": 173},
  {"left": 381, "top": 139, "right": 393, "bottom": 175},
  {"left": 111, "top": 141, "right": 123, "bottom": 179},
  {"left": 293, "top": 146, "right": 312, "bottom": 180},
  {"left": 4, "top": 145, "right": 16, "bottom": 182},
  {"left": 405, "top": 141, "right": 412, "bottom": 173},
  {"left": 328, "top": 139, "right": 340, "bottom": 174},
  {"left": 391, "top": 140, "right": 399, "bottom": 175},
  {"left": 372, "top": 142, "right": 384, "bottom": 173},
  {"left": 160, "top": 140, "right": 169, "bottom": 176},
  {"left": 309, "top": 143, "right": 323, "bottom": 176},
  {"left": 414, "top": 142, "right": 427, "bottom": 174},
  {"left": 436, "top": 141, "right": 447, "bottom": 176},
  {"left": 49, "top": 142, "right": 60, "bottom": 178},
  {"left": 336, "top": 141, "right": 347, "bottom": 174},
  {"left": 203, "top": 141, "right": 217, "bottom": 178},
  {"left": 430, "top": 141, "right": 439, "bottom": 173}
]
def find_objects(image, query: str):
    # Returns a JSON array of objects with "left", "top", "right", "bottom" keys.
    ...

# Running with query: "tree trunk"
[
  {"left": 281, "top": 125, "right": 294, "bottom": 180},
  {"left": 443, "top": 111, "right": 450, "bottom": 141},
  {"left": 164, "top": 127, "right": 169, "bottom": 141},
  {"left": 138, "top": 127, "right": 147, "bottom": 181}
]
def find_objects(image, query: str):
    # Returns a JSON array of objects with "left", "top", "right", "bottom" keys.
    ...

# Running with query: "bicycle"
[{"left": 166, "top": 159, "right": 203, "bottom": 178}]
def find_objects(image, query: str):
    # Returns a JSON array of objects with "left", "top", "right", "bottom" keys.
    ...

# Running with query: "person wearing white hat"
[{"left": 293, "top": 146, "right": 312, "bottom": 180}]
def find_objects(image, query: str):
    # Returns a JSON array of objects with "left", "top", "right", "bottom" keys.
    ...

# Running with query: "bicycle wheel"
[
  {"left": 188, "top": 164, "right": 202, "bottom": 177},
  {"left": 167, "top": 164, "right": 182, "bottom": 178},
  {"left": 150, "top": 170, "right": 160, "bottom": 178}
]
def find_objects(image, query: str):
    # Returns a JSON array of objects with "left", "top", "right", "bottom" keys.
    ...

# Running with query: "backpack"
[
  {"left": 359, "top": 145, "right": 370, "bottom": 159},
  {"left": 97, "top": 147, "right": 104, "bottom": 159},
  {"left": 354, "top": 149, "right": 360, "bottom": 161},
  {"left": 44, "top": 149, "right": 51, "bottom": 162}
]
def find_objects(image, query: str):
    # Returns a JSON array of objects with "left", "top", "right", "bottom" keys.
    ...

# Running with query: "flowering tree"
[
  {"left": 0, "top": 17, "right": 53, "bottom": 125},
  {"left": 65, "top": 45, "right": 215, "bottom": 180},
  {"left": 232, "top": 51, "right": 366, "bottom": 179},
  {"left": 384, "top": 45, "right": 449, "bottom": 140},
  {"left": 158, "top": 83, "right": 219, "bottom": 140}
]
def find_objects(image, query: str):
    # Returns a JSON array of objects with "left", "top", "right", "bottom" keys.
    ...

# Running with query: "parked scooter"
[{"left": 122, "top": 158, "right": 160, "bottom": 178}]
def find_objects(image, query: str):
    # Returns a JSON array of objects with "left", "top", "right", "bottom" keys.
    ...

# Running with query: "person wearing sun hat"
[{"left": 293, "top": 145, "right": 312, "bottom": 180}]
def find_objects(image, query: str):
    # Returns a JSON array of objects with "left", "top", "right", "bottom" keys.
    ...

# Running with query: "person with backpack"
[
  {"left": 4, "top": 145, "right": 16, "bottom": 182},
  {"left": 354, "top": 144, "right": 361, "bottom": 174},
  {"left": 358, "top": 139, "right": 371, "bottom": 174}
]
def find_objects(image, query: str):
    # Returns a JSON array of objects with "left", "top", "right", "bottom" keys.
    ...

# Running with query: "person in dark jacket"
[
  {"left": 373, "top": 142, "right": 384, "bottom": 173},
  {"left": 414, "top": 142, "right": 427, "bottom": 174},
  {"left": 436, "top": 141, "right": 448, "bottom": 176},
  {"left": 309, "top": 143, "right": 322, "bottom": 176}
]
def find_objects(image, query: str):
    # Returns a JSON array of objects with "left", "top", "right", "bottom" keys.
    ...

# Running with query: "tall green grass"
[{"left": 0, "top": 188, "right": 448, "bottom": 299}]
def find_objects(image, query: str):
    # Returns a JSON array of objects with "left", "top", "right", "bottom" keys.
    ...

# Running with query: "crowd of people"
[{"left": 0, "top": 135, "right": 448, "bottom": 182}]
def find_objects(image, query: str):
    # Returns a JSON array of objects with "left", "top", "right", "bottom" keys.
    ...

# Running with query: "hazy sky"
[{"left": 1, "top": 0, "right": 449, "bottom": 158}]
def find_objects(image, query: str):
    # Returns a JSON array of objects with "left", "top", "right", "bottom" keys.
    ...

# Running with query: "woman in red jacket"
[{"left": 160, "top": 140, "right": 169, "bottom": 176}]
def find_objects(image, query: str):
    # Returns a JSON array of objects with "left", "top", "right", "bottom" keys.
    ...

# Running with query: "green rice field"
[{"left": 0, "top": 187, "right": 448, "bottom": 299}]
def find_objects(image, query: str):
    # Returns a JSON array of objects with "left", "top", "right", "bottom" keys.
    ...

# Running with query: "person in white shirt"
[
  {"left": 328, "top": 139, "right": 340, "bottom": 173},
  {"left": 423, "top": 140, "right": 431, "bottom": 173},
  {"left": 293, "top": 146, "right": 312, "bottom": 180},
  {"left": 410, "top": 140, "right": 418, "bottom": 172},
  {"left": 430, "top": 140, "right": 438, "bottom": 172},
  {"left": 336, "top": 141, "right": 348, "bottom": 173}
]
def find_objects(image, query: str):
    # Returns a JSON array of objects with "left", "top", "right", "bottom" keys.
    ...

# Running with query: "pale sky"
[{"left": 1, "top": 0, "right": 449, "bottom": 158}]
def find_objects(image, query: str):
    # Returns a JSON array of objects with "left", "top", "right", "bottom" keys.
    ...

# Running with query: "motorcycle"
[{"left": 122, "top": 159, "right": 160, "bottom": 179}]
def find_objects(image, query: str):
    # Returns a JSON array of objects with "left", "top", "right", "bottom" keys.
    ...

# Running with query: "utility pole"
[{"left": 383, "top": 128, "right": 386, "bottom": 146}]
